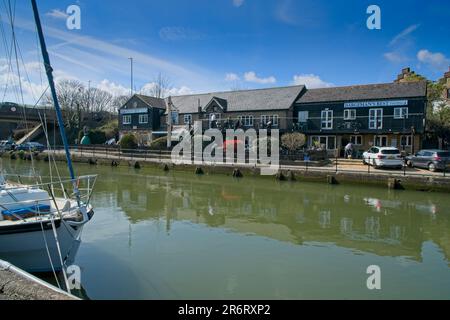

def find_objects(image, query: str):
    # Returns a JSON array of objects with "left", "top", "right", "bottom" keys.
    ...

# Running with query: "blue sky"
[{"left": 1, "top": 0, "right": 449, "bottom": 103}]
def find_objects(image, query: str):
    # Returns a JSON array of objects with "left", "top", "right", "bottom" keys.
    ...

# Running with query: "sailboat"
[{"left": 0, "top": 0, "right": 96, "bottom": 273}]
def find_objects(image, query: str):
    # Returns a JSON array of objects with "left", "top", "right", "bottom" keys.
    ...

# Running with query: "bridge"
[{"left": 0, "top": 102, "right": 58, "bottom": 143}]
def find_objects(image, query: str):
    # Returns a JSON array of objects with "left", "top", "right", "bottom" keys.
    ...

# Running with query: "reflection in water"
[{"left": 4, "top": 159, "right": 450, "bottom": 299}]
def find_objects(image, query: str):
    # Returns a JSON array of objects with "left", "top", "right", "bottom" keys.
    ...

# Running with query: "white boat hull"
[{"left": 0, "top": 218, "right": 86, "bottom": 273}]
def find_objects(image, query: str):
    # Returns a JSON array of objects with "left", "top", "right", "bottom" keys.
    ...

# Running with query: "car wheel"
[
  {"left": 407, "top": 160, "right": 413, "bottom": 167},
  {"left": 363, "top": 158, "right": 367, "bottom": 165},
  {"left": 428, "top": 163, "right": 437, "bottom": 172}
]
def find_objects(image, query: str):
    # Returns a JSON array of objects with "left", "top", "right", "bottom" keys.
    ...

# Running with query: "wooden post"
[{"left": 167, "top": 96, "right": 172, "bottom": 149}]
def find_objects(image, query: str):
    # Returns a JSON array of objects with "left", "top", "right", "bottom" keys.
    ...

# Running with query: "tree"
[
  {"left": 142, "top": 72, "right": 172, "bottom": 98},
  {"left": 281, "top": 133, "right": 306, "bottom": 152}
]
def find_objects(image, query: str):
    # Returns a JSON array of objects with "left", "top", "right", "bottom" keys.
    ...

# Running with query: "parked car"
[
  {"left": 363, "top": 146, "right": 403, "bottom": 169},
  {"left": 405, "top": 149, "right": 450, "bottom": 172},
  {"left": 16, "top": 142, "right": 46, "bottom": 152},
  {"left": 0, "top": 140, "right": 16, "bottom": 151}
]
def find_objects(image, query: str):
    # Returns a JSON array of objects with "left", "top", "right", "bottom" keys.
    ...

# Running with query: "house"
[
  {"left": 118, "top": 94, "right": 166, "bottom": 144},
  {"left": 444, "top": 67, "right": 450, "bottom": 104},
  {"left": 293, "top": 81, "right": 428, "bottom": 154},
  {"left": 118, "top": 86, "right": 306, "bottom": 144}
]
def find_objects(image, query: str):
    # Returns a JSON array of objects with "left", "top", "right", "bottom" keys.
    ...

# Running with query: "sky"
[{"left": 1, "top": 0, "right": 449, "bottom": 104}]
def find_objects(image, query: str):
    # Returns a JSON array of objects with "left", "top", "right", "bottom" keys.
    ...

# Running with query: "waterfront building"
[
  {"left": 293, "top": 81, "right": 427, "bottom": 155},
  {"left": 118, "top": 70, "right": 428, "bottom": 153},
  {"left": 118, "top": 85, "right": 306, "bottom": 144}
]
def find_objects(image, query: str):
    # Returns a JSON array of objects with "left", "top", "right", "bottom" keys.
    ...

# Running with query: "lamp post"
[{"left": 128, "top": 57, "right": 134, "bottom": 96}]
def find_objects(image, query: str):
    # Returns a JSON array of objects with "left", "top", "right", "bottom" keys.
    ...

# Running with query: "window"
[
  {"left": 350, "top": 135, "right": 362, "bottom": 145},
  {"left": 369, "top": 108, "right": 383, "bottom": 129},
  {"left": 123, "top": 115, "right": 131, "bottom": 125},
  {"left": 374, "top": 135, "right": 388, "bottom": 147},
  {"left": 344, "top": 109, "right": 356, "bottom": 120},
  {"left": 261, "top": 115, "right": 279, "bottom": 127},
  {"left": 238, "top": 115, "right": 254, "bottom": 126},
  {"left": 394, "top": 107, "right": 408, "bottom": 119},
  {"left": 298, "top": 111, "right": 309, "bottom": 123},
  {"left": 311, "top": 136, "right": 336, "bottom": 150},
  {"left": 401, "top": 135, "right": 412, "bottom": 147},
  {"left": 171, "top": 112, "right": 179, "bottom": 125},
  {"left": 321, "top": 110, "right": 333, "bottom": 129},
  {"left": 139, "top": 114, "right": 148, "bottom": 124},
  {"left": 184, "top": 114, "right": 192, "bottom": 124}
]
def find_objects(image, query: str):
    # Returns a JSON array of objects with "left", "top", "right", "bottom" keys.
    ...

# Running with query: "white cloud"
[
  {"left": 140, "top": 82, "right": 193, "bottom": 97},
  {"left": 46, "top": 9, "right": 68, "bottom": 20},
  {"left": 225, "top": 73, "right": 240, "bottom": 81},
  {"left": 292, "top": 74, "right": 334, "bottom": 89},
  {"left": 417, "top": 49, "right": 450, "bottom": 72},
  {"left": 390, "top": 24, "right": 420, "bottom": 46},
  {"left": 244, "top": 71, "right": 276, "bottom": 84},
  {"left": 97, "top": 79, "right": 130, "bottom": 97},
  {"left": 384, "top": 52, "right": 408, "bottom": 63},
  {"left": 232, "top": 0, "right": 244, "bottom": 7}
]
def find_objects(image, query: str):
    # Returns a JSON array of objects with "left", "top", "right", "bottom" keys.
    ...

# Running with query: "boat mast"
[{"left": 31, "top": 0, "right": 78, "bottom": 188}]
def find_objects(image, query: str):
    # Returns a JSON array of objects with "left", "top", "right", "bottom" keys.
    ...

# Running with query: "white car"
[{"left": 363, "top": 146, "right": 403, "bottom": 169}]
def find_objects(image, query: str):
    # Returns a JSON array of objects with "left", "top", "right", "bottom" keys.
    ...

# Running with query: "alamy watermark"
[
  {"left": 66, "top": 5, "right": 81, "bottom": 30},
  {"left": 171, "top": 121, "right": 280, "bottom": 176},
  {"left": 66, "top": 264, "right": 81, "bottom": 290},
  {"left": 366, "top": 265, "right": 381, "bottom": 290},
  {"left": 366, "top": 5, "right": 381, "bottom": 30}
]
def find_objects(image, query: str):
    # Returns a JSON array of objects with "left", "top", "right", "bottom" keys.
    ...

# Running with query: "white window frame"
[
  {"left": 239, "top": 115, "right": 254, "bottom": 127},
  {"left": 374, "top": 135, "right": 388, "bottom": 147},
  {"left": 369, "top": 108, "right": 383, "bottom": 129},
  {"left": 344, "top": 109, "right": 356, "bottom": 120},
  {"left": 184, "top": 114, "right": 192, "bottom": 124},
  {"left": 261, "top": 115, "right": 279, "bottom": 126},
  {"left": 394, "top": 107, "right": 408, "bottom": 119},
  {"left": 139, "top": 114, "right": 148, "bottom": 124},
  {"left": 123, "top": 115, "right": 131, "bottom": 125},
  {"left": 311, "top": 136, "right": 336, "bottom": 150},
  {"left": 298, "top": 111, "right": 309, "bottom": 123},
  {"left": 321, "top": 110, "right": 333, "bottom": 130},
  {"left": 350, "top": 135, "right": 362, "bottom": 145},
  {"left": 400, "top": 135, "right": 412, "bottom": 147}
]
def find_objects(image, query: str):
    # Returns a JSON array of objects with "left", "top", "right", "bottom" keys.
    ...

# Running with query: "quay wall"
[{"left": 2, "top": 151, "right": 450, "bottom": 193}]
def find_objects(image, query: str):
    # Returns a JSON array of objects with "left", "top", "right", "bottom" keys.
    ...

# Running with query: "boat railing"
[{"left": 1, "top": 175, "right": 97, "bottom": 207}]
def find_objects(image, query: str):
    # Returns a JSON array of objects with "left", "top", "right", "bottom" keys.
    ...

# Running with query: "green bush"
[
  {"left": 18, "top": 150, "right": 25, "bottom": 160},
  {"left": 149, "top": 136, "right": 168, "bottom": 150},
  {"left": 119, "top": 134, "right": 138, "bottom": 150}
]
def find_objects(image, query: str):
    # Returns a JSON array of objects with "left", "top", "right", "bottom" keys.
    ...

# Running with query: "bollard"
[
  {"left": 233, "top": 169, "right": 243, "bottom": 178},
  {"left": 327, "top": 175, "right": 338, "bottom": 185},
  {"left": 388, "top": 178, "right": 403, "bottom": 190},
  {"left": 276, "top": 171, "right": 286, "bottom": 181}
]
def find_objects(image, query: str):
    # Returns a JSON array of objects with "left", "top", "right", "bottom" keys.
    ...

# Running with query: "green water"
[{"left": 3, "top": 159, "right": 450, "bottom": 299}]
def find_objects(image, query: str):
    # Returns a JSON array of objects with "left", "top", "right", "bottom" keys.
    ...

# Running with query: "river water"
[{"left": 3, "top": 159, "right": 450, "bottom": 299}]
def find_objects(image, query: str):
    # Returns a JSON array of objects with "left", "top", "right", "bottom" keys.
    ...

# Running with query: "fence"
[{"left": 46, "top": 145, "right": 450, "bottom": 179}]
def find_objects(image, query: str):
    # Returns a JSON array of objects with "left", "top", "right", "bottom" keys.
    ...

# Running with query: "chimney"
[
  {"left": 444, "top": 66, "right": 450, "bottom": 79},
  {"left": 402, "top": 67, "right": 411, "bottom": 75},
  {"left": 197, "top": 99, "right": 202, "bottom": 115}
]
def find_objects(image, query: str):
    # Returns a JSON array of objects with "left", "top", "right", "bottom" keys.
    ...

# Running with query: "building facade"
[
  {"left": 293, "top": 81, "right": 427, "bottom": 154},
  {"left": 118, "top": 72, "right": 428, "bottom": 153}
]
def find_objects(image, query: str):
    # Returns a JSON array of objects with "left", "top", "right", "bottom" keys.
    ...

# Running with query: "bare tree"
[
  {"left": 281, "top": 133, "right": 306, "bottom": 153},
  {"left": 142, "top": 72, "right": 172, "bottom": 98},
  {"left": 45, "top": 79, "right": 84, "bottom": 129}
]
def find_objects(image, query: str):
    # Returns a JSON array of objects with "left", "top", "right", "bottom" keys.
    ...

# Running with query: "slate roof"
[
  {"left": 296, "top": 81, "right": 427, "bottom": 104},
  {"left": 167, "top": 85, "right": 305, "bottom": 114},
  {"left": 136, "top": 94, "right": 167, "bottom": 109}
]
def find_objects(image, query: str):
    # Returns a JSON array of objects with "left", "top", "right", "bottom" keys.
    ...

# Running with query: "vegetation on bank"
[{"left": 401, "top": 72, "right": 450, "bottom": 148}]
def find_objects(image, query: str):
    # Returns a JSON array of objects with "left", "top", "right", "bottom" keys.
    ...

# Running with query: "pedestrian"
[{"left": 345, "top": 142, "right": 354, "bottom": 159}]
